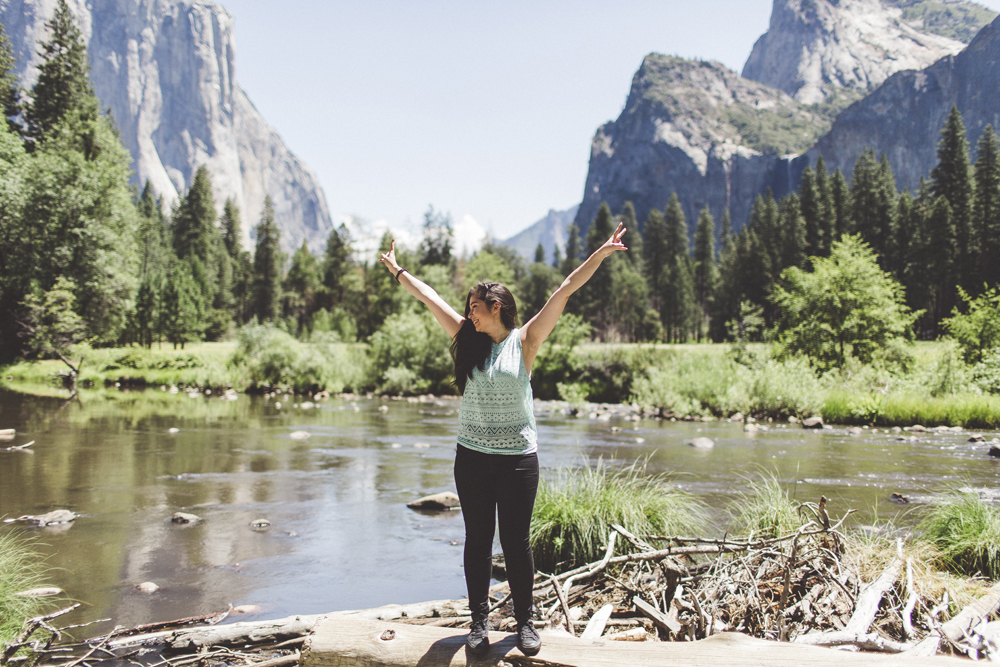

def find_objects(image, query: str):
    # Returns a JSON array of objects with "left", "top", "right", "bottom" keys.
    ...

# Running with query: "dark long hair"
[{"left": 451, "top": 282, "right": 519, "bottom": 394}]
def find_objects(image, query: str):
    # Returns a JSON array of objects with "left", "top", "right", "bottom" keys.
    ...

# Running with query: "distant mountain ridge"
[
  {"left": 501, "top": 206, "right": 578, "bottom": 262},
  {"left": 0, "top": 0, "right": 333, "bottom": 254},
  {"left": 569, "top": 0, "right": 998, "bottom": 240}
]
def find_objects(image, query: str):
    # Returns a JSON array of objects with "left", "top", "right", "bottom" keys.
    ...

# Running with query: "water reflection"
[{"left": 1, "top": 388, "right": 998, "bottom": 634}]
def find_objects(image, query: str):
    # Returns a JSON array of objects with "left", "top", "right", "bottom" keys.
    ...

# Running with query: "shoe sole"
[
  {"left": 467, "top": 640, "right": 489, "bottom": 656},
  {"left": 517, "top": 641, "right": 541, "bottom": 656}
]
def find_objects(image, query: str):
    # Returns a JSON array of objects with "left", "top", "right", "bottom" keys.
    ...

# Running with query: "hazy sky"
[{"left": 219, "top": 0, "right": 1000, "bottom": 245}]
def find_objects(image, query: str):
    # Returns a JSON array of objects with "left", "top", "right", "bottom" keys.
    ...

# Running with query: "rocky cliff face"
[
  {"left": 573, "top": 55, "right": 816, "bottom": 236},
  {"left": 0, "top": 0, "right": 332, "bottom": 253},
  {"left": 809, "top": 14, "right": 1000, "bottom": 190},
  {"left": 742, "top": 0, "right": 968, "bottom": 104}
]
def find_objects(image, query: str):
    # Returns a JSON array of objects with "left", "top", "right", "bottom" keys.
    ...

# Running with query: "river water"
[{"left": 0, "top": 388, "right": 998, "bottom": 632}]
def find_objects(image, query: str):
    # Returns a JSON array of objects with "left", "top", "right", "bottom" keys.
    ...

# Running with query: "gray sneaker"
[
  {"left": 516, "top": 619, "right": 541, "bottom": 656},
  {"left": 466, "top": 615, "right": 490, "bottom": 655}
]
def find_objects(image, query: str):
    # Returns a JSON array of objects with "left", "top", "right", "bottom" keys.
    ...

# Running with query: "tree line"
[{"left": 2, "top": 1, "right": 997, "bottom": 367}]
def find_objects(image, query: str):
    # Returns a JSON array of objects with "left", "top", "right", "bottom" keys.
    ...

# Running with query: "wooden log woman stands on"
[{"left": 379, "top": 222, "right": 628, "bottom": 656}]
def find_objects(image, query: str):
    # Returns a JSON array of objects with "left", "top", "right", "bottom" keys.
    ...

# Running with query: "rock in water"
[
  {"left": 0, "top": 428, "right": 15, "bottom": 441},
  {"left": 407, "top": 492, "right": 461, "bottom": 511},
  {"left": 14, "top": 510, "right": 78, "bottom": 527},
  {"left": 289, "top": 431, "right": 310, "bottom": 440},
  {"left": 744, "top": 423, "right": 760, "bottom": 433},
  {"left": 989, "top": 445, "right": 1000, "bottom": 458},
  {"left": 0, "top": 0, "right": 333, "bottom": 255},
  {"left": 136, "top": 582, "right": 159, "bottom": 594},
  {"left": 171, "top": 512, "right": 202, "bottom": 524},
  {"left": 801, "top": 417, "right": 824, "bottom": 429},
  {"left": 687, "top": 437, "right": 715, "bottom": 449},
  {"left": 249, "top": 518, "right": 271, "bottom": 530},
  {"left": 16, "top": 587, "right": 63, "bottom": 597}
]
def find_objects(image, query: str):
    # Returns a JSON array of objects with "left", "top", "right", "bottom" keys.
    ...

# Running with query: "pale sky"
[{"left": 219, "top": 0, "right": 1000, "bottom": 245}]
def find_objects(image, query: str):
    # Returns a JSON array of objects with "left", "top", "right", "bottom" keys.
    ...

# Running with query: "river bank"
[{"left": 5, "top": 338, "right": 1000, "bottom": 428}]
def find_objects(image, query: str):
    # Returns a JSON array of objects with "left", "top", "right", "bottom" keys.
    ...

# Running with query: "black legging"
[{"left": 454, "top": 444, "right": 539, "bottom": 623}]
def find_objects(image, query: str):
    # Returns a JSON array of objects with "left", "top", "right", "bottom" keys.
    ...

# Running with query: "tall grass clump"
[
  {"left": 0, "top": 530, "right": 59, "bottom": 643},
  {"left": 919, "top": 492, "right": 1000, "bottom": 580},
  {"left": 723, "top": 357, "right": 825, "bottom": 419},
  {"left": 630, "top": 352, "right": 737, "bottom": 417},
  {"left": 530, "top": 459, "right": 707, "bottom": 573},
  {"left": 728, "top": 472, "right": 802, "bottom": 539}
]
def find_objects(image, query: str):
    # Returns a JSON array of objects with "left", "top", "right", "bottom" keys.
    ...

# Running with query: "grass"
[
  {"left": 530, "top": 458, "right": 708, "bottom": 573},
  {"left": 0, "top": 529, "right": 62, "bottom": 644},
  {"left": 823, "top": 391, "right": 1000, "bottom": 428},
  {"left": 728, "top": 472, "right": 803, "bottom": 539},
  {"left": 919, "top": 492, "right": 1000, "bottom": 580}
]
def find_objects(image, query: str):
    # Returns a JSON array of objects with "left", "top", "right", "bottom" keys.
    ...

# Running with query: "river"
[{"left": 0, "top": 387, "right": 997, "bottom": 632}]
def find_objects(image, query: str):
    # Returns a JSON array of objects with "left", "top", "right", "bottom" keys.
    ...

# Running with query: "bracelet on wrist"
[{"left": 395, "top": 267, "right": 408, "bottom": 283}]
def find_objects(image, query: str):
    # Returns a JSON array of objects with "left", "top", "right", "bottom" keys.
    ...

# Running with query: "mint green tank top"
[{"left": 457, "top": 328, "right": 538, "bottom": 455}]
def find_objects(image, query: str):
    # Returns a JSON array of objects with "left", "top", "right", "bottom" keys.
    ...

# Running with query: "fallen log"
[
  {"left": 844, "top": 555, "right": 901, "bottom": 635},
  {"left": 302, "top": 616, "right": 970, "bottom": 667},
  {"left": 940, "top": 581, "right": 1000, "bottom": 644},
  {"left": 108, "top": 614, "right": 325, "bottom": 650}
]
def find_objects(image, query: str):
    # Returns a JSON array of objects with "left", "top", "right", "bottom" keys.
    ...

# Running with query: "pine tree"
[
  {"left": 931, "top": 105, "right": 975, "bottom": 292},
  {"left": 851, "top": 149, "right": 898, "bottom": 274},
  {"left": 779, "top": 193, "right": 807, "bottom": 270},
  {"left": 322, "top": 222, "right": 353, "bottom": 304},
  {"left": 221, "top": 197, "right": 242, "bottom": 261},
  {"left": 0, "top": 21, "right": 21, "bottom": 134},
  {"left": 619, "top": 201, "right": 643, "bottom": 264},
  {"left": 642, "top": 208, "right": 667, "bottom": 315},
  {"left": 579, "top": 202, "right": 615, "bottom": 335},
  {"left": 924, "top": 195, "right": 958, "bottom": 327},
  {"left": 25, "top": 0, "right": 98, "bottom": 142},
  {"left": 172, "top": 166, "right": 217, "bottom": 275},
  {"left": 551, "top": 244, "right": 562, "bottom": 269},
  {"left": 718, "top": 207, "right": 732, "bottom": 254},
  {"left": 160, "top": 260, "right": 203, "bottom": 349},
  {"left": 534, "top": 243, "right": 545, "bottom": 264},
  {"left": 284, "top": 240, "right": 322, "bottom": 336},
  {"left": 974, "top": 125, "right": 1000, "bottom": 289},
  {"left": 661, "top": 194, "right": 696, "bottom": 341},
  {"left": 693, "top": 206, "right": 717, "bottom": 338},
  {"left": 419, "top": 205, "right": 453, "bottom": 266},
  {"left": 830, "top": 168, "right": 853, "bottom": 237},
  {"left": 561, "top": 223, "right": 582, "bottom": 276},
  {"left": 815, "top": 155, "right": 835, "bottom": 254},
  {"left": 799, "top": 165, "right": 822, "bottom": 256},
  {"left": 253, "top": 196, "right": 282, "bottom": 323}
]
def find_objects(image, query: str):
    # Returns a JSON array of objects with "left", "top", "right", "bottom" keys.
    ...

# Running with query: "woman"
[{"left": 379, "top": 222, "right": 627, "bottom": 656}]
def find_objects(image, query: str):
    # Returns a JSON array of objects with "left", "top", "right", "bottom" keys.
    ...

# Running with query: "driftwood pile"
[{"left": 6, "top": 501, "right": 1000, "bottom": 666}]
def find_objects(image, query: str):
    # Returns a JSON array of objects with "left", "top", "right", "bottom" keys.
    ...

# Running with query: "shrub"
[
  {"left": 530, "top": 314, "right": 590, "bottom": 400},
  {"left": 943, "top": 287, "right": 1000, "bottom": 364},
  {"left": 919, "top": 492, "right": 1000, "bottom": 580},
  {"left": 530, "top": 459, "right": 707, "bottom": 573},
  {"left": 367, "top": 310, "right": 453, "bottom": 395},
  {"left": 722, "top": 357, "right": 825, "bottom": 419},
  {"left": 630, "top": 352, "right": 736, "bottom": 417}
]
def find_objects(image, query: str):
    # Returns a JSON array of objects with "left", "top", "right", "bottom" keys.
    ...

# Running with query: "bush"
[
  {"left": 723, "top": 357, "right": 825, "bottom": 419},
  {"left": 0, "top": 530, "right": 61, "bottom": 643},
  {"left": 631, "top": 352, "right": 737, "bottom": 417},
  {"left": 230, "top": 324, "right": 366, "bottom": 393},
  {"left": 530, "top": 314, "right": 590, "bottom": 400},
  {"left": 367, "top": 311, "right": 454, "bottom": 395},
  {"left": 943, "top": 287, "right": 1000, "bottom": 364},
  {"left": 919, "top": 492, "right": 1000, "bottom": 580},
  {"left": 530, "top": 459, "right": 707, "bottom": 573}
]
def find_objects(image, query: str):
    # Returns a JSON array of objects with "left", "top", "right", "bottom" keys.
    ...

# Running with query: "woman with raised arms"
[{"left": 379, "top": 221, "right": 627, "bottom": 657}]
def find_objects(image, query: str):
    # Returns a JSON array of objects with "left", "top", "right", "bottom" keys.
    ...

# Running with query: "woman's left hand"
[{"left": 598, "top": 222, "right": 628, "bottom": 258}]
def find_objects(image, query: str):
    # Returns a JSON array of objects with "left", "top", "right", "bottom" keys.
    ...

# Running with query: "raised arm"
[
  {"left": 520, "top": 222, "right": 627, "bottom": 372},
  {"left": 380, "top": 238, "right": 464, "bottom": 339}
]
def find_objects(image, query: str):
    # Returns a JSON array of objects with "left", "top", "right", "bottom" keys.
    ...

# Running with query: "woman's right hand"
[{"left": 379, "top": 238, "right": 400, "bottom": 274}]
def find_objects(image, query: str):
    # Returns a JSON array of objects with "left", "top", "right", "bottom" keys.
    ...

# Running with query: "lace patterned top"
[{"left": 457, "top": 328, "right": 537, "bottom": 455}]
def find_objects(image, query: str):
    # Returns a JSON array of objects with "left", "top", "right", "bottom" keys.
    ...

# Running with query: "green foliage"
[
  {"left": 729, "top": 472, "right": 802, "bottom": 539},
  {"left": 560, "top": 223, "right": 581, "bottom": 276},
  {"left": 943, "top": 287, "right": 1000, "bottom": 364},
  {"left": 519, "top": 260, "right": 561, "bottom": 323},
  {"left": 229, "top": 324, "right": 366, "bottom": 393},
  {"left": 530, "top": 459, "right": 707, "bottom": 573},
  {"left": 25, "top": 0, "right": 97, "bottom": 142},
  {"left": 283, "top": 240, "right": 323, "bottom": 337},
  {"left": 931, "top": 105, "right": 974, "bottom": 293},
  {"left": 974, "top": 125, "right": 1000, "bottom": 288},
  {"left": 0, "top": 20, "right": 21, "bottom": 133},
  {"left": 463, "top": 251, "right": 516, "bottom": 296},
  {"left": 18, "top": 276, "right": 86, "bottom": 360},
  {"left": 919, "top": 492, "right": 1000, "bottom": 580},
  {"left": 771, "top": 235, "right": 918, "bottom": 370},
  {"left": 419, "top": 205, "right": 453, "bottom": 267},
  {"left": 821, "top": 390, "right": 1000, "bottom": 428},
  {"left": 160, "top": 261, "right": 204, "bottom": 348},
  {"left": 252, "top": 196, "right": 282, "bottom": 323},
  {"left": 367, "top": 310, "right": 454, "bottom": 395},
  {"left": 722, "top": 101, "right": 828, "bottom": 156},
  {"left": 529, "top": 313, "right": 590, "bottom": 400},
  {"left": 0, "top": 530, "right": 61, "bottom": 644}
]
